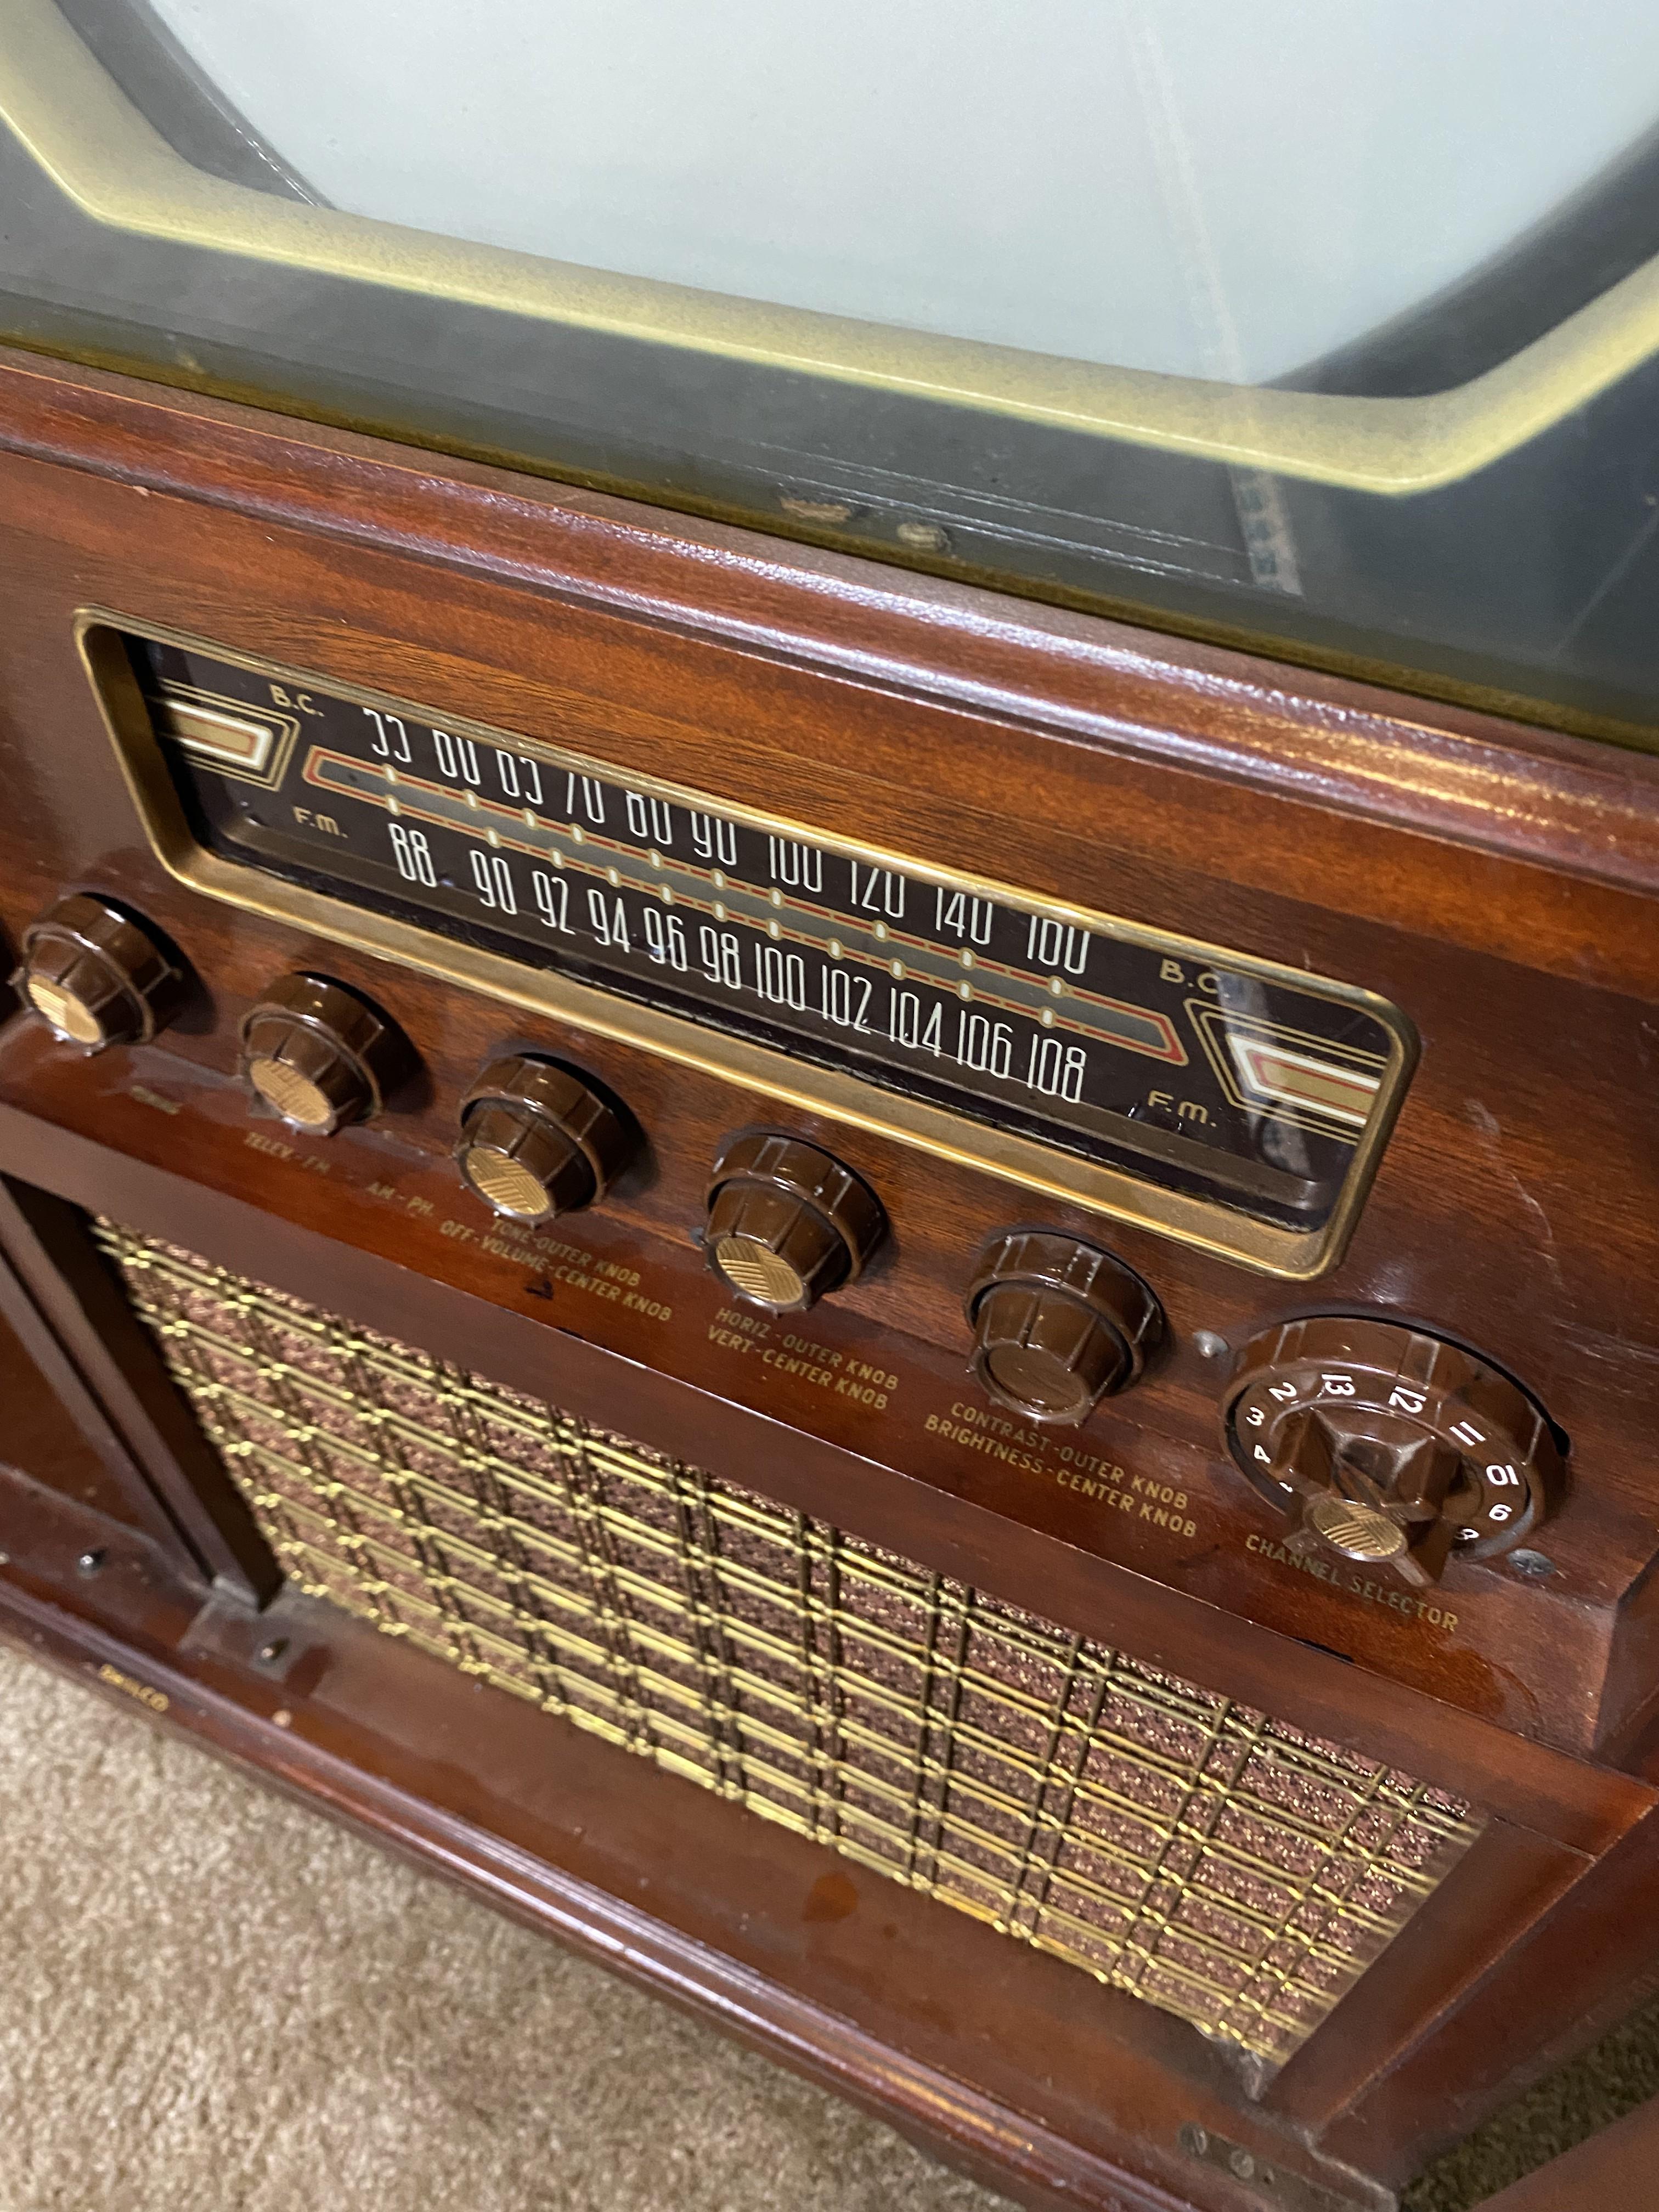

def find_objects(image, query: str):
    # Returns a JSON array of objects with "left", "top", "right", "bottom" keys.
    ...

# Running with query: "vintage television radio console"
[{"left": 1, "top": 8, "right": 1658, "bottom": 2210}]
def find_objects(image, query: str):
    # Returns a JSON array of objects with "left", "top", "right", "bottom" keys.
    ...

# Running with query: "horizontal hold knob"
[{"left": 704, "top": 1132, "right": 885, "bottom": 1314}]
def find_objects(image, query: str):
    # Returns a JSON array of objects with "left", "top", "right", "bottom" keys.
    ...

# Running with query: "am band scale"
[{"left": 83, "top": 618, "right": 1415, "bottom": 1277}]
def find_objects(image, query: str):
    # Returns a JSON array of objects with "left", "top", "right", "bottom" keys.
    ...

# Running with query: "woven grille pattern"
[{"left": 98, "top": 1221, "right": 1481, "bottom": 2063}]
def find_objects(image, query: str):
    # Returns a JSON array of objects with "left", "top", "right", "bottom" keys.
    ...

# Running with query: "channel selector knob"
[
  {"left": 1221, "top": 1315, "right": 1562, "bottom": 1585},
  {"left": 965, "top": 1231, "right": 1163, "bottom": 1424},
  {"left": 456, "top": 1055, "right": 634, "bottom": 1222},
  {"left": 14, "top": 894, "right": 182, "bottom": 1051},
  {"left": 239, "top": 973, "right": 413, "bottom": 1136},
  {"left": 704, "top": 1132, "right": 885, "bottom": 1313}
]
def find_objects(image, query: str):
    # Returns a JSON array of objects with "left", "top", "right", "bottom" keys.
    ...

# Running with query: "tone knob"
[
  {"left": 13, "top": 893, "right": 183, "bottom": 1051},
  {"left": 456, "top": 1054, "right": 634, "bottom": 1222},
  {"left": 239, "top": 973, "right": 413, "bottom": 1135},
  {"left": 1221, "top": 1315, "right": 1563, "bottom": 1586},
  {"left": 704, "top": 1132, "right": 884, "bottom": 1313},
  {"left": 965, "top": 1230, "right": 1163, "bottom": 1424}
]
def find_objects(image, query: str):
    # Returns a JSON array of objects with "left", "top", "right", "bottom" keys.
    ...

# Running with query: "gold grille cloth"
[{"left": 98, "top": 1222, "right": 1480, "bottom": 2063}]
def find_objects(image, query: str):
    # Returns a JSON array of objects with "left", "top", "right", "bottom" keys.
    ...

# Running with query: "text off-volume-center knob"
[
  {"left": 14, "top": 893, "right": 183, "bottom": 1050},
  {"left": 704, "top": 1132, "right": 885, "bottom": 1313},
  {"left": 456, "top": 1055, "right": 635, "bottom": 1222},
  {"left": 239, "top": 973, "right": 413, "bottom": 1135},
  {"left": 965, "top": 1230, "right": 1164, "bottom": 1424}
]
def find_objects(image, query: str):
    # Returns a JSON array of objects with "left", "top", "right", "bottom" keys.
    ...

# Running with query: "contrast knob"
[
  {"left": 704, "top": 1132, "right": 884, "bottom": 1312},
  {"left": 13, "top": 893, "right": 182, "bottom": 1051},
  {"left": 239, "top": 973, "right": 412, "bottom": 1135},
  {"left": 456, "top": 1054, "right": 634, "bottom": 1222},
  {"left": 1221, "top": 1315, "right": 1562, "bottom": 1585},
  {"left": 965, "top": 1230, "right": 1163, "bottom": 1424}
]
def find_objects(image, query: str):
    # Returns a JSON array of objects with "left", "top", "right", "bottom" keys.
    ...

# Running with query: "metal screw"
[
  {"left": 1508, "top": 1550, "right": 1556, "bottom": 1581},
  {"left": 255, "top": 1638, "right": 289, "bottom": 1667},
  {"left": 76, "top": 1548, "right": 107, "bottom": 1576},
  {"left": 1177, "top": 2123, "right": 1209, "bottom": 2157},
  {"left": 896, "top": 520, "right": 951, "bottom": 552},
  {"left": 1192, "top": 1329, "right": 1230, "bottom": 1361},
  {"left": 1229, "top": 2148, "right": 1256, "bottom": 2180}
]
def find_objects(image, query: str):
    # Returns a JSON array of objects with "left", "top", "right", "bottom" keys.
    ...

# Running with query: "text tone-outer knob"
[
  {"left": 965, "top": 1230, "right": 1163, "bottom": 1424},
  {"left": 704, "top": 1132, "right": 885, "bottom": 1313},
  {"left": 1221, "top": 1314, "right": 1562, "bottom": 1585},
  {"left": 456, "top": 1055, "right": 634, "bottom": 1222},
  {"left": 14, "top": 893, "right": 182, "bottom": 1051},
  {"left": 239, "top": 974, "right": 412, "bottom": 1136}
]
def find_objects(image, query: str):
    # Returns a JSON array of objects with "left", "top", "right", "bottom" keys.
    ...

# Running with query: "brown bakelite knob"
[
  {"left": 704, "top": 1132, "right": 884, "bottom": 1312},
  {"left": 456, "top": 1054, "right": 634, "bottom": 1222},
  {"left": 14, "top": 893, "right": 183, "bottom": 1051},
  {"left": 239, "top": 973, "right": 412, "bottom": 1135},
  {"left": 1221, "top": 1314, "right": 1562, "bottom": 1586},
  {"left": 965, "top": 1230, "right": 1163, "bottom": 1424}
]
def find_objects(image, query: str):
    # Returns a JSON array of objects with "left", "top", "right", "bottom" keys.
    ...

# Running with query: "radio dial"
[
  {"left": 14, "top": 893, "right": 182, "bottom": 1051},
  {"left": 239, "top": 974, "right": 412, "bottom": 1135},
  {"left": 966, "top": 1231, "right": 1163, "bottom": 1424},
  {"left": 704, "top": 1133, "right": 885, "bottom": 1313},
  {"left": 1221, "top": 1316, "right": 1561, "bottom": 1586},
  {"left": 456, "top": 1055, "right": 634, "bottom": 1221}
]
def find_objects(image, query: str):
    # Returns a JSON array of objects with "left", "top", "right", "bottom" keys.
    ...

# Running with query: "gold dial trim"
[
  {"left": 80, "top": 614, "right": 1417, "bottom": 1279},
  {"left": 6, "top": 0, "right": 1656, "bottom": 495}
]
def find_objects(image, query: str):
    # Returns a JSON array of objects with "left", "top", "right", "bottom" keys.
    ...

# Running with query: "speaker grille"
[{"left": 98, "top": 1221, "right": 1481, "bottom": 2064}]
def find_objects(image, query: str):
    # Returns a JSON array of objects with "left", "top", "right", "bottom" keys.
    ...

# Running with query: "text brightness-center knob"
[
  {"left": 456, "top": 1056, "right": 634, "bottom": 1222},
  {"left": 704, "top": 1133, "right": 885, "bottom": 1313},
  {"left": 966, "top": 1231, "right": 1163, "bottom": 1424}
]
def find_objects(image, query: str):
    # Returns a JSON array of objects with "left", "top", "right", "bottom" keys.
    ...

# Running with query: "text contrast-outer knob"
[
  {"left": 1220, "top": 1314, "right": 1564, "bottom": 1585},
  {"left": 455, "top": 1055, "right": 634, "bottom": 1222},
  {"left": 704, "top": 1132, "right": 885, "bottom": 1313},
  {"left": 965, "top": 1230, "right": 1163, "bottom": 1424},
  {"left": 14, "top": 893, "right": 183, "bottom": 1051},
  {"left": 239, "top": 973, "right": 413, "bottom": 1136}
]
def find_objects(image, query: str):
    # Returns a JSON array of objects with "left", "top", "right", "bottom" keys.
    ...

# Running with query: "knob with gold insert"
[
  {"left": 965, "top": 1230, "right": 1163, "bottom": 1424},
  {"left": 456, "top": 1054, "right": 634, "bottom": 1222},
  {"left": 704, "top": 1132, "right": 884, "bottom": 1313},
  {"left": 239, "top": 973, "right": 413, "bottom": 1136},
  {"left": 1221, "top": 1315, "right": 1562, "bottom": 1586},
  {"left": 13, "top": 893, "right": 183, "bottom": 1052}
]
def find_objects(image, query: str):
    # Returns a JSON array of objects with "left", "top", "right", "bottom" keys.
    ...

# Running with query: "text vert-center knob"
[
  {"left": 704, "top": 1132, "right": 885, "bottom": 1313},
  {"left": 965, "top": 1229, "right": 1163, "bottom": 1424},
  {"left": 239, "top": 973, "right": 413, "bottom": 1135},
  {"left": 456, "top": 1054, "right": 635, "bottom": 1222}
]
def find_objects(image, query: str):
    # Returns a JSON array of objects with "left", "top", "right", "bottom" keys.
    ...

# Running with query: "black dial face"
[{"left": 125, "top": 636, "right": 1407, "bottom": 1233}]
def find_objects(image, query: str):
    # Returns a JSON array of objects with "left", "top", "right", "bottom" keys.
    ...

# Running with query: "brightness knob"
[
  {"left": 1221, "top": 1315, "right": 1562, "bottom": 1585},
  {"left": 14, "top": 893, "right": 183, "bottom": 1051},
  {"left": 456, "top": 1055, "right": 634, "bottom": 1222},
  {"left": 966, "top": 1231, "right": 1163, "bottom": 1424},
  {"left": 704, "top": 1133, "right": 885, "bottom": 1312},
  {"left": 239, "top": 974, "right": 413, "bottom": 1135}
]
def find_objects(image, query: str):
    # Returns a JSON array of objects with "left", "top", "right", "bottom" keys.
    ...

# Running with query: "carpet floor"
[{"left": 1, "top": 1640, "right": 1654, "bottom": 2212}]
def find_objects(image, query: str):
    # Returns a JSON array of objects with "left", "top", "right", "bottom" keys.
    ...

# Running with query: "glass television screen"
[{"left": 5, "top": 0, "right": 1659, "bottom": 748}]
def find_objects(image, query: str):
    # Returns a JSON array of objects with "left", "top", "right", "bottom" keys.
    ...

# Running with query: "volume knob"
[
  {"left": 704, "top": 1132, "right": 885, "bottom": 1313},
  {"left": 14, "top": 893, "right": 182, "bottom": 1051},
  {"left": 456, "top": 1055, "right": 635, "bottom": 1222},
  {"left": 239, "top": 974, "right": 413, "bottom": 1135},
  {"left": 966, "top": 1230, "right": 1163, "bottom": 1424}
]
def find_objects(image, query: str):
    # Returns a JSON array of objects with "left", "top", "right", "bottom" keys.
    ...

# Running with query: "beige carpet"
[{"left": 2, "top": 1640, "right": 1654, "bottom": 2212}]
